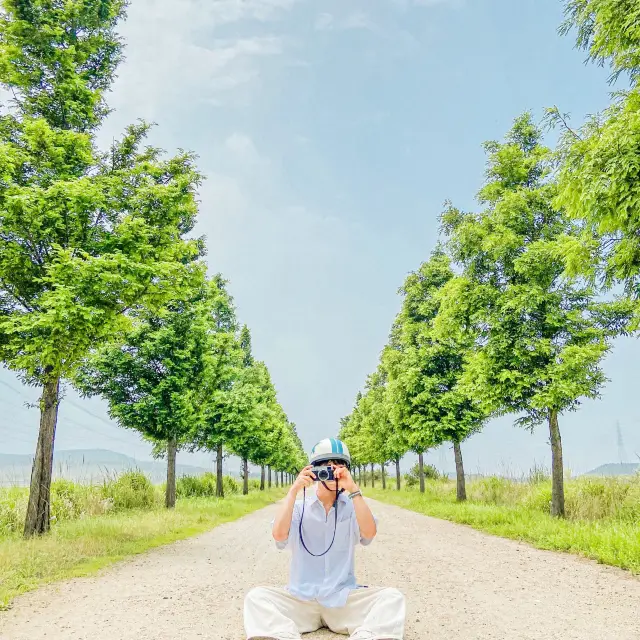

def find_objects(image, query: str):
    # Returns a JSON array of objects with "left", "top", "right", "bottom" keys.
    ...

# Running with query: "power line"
[
  {"left": 0, "top": 377, "right": 38, "bottom": 398},
  {"left": 0, "top": 376, "right": 138, "bottom": 450},
  {"left": 615, "top": 421, "right": 628, "bottom": 464},
  {"left": 62, "top": 397, "right": 117, "bottom": 429}
]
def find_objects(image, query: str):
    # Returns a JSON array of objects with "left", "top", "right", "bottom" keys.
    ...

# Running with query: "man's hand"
[
  {"left": 334, "top": 466, "right": 358, "bottom": 494},
  {"left": 291, "top": 465, "right": 315, "bottom": 494},
  {"left": 273, "top": 465, "right": 314, "bottom": 543}
]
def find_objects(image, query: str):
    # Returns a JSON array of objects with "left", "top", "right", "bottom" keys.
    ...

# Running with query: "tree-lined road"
[{"left": 1, "top": 499, "right": 638, "bottom": 640}]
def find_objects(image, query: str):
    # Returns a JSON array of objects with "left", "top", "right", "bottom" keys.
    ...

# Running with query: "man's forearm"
[
  {"left": 351, "top": 489, "right": 377, "bottom": 539},
  {"left": 272, "top": 487, "right": 298, "bottom": 542}
]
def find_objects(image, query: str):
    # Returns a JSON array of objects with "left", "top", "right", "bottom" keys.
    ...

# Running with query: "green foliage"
[
  {"left": 438, "top": 114, "right": 617, "bottom": 427},
  {"left": 560, "top": 0, "right": 640, "bottom": 84},
  {"left": 374, "top": 473, "right": 640, "bottom": 522},
  {"left": 370, "top": 482, "right": 640, "bottom": 575},
  {"left": 384, "top": 249, "right": 485, "bottom": 452},
  {"left": 0, "top": 22, "right": 203, "bottom": 385},
  {"left": 76, "top": 278, "right": 216, "bottom": 447},
  {"left": 404, "top": 463, "right": 442, "bottom": 487},
  {"left": 0, "top": 0, "right": 128, "bottom": 130},
  {"left": 0, "top": 0, "right": 204, "bottom": 535},
  {"left": 223, "top": 475, "right": 241, "bottom": 495},
  {"left": 176, "top": 473, "right": 241, "bottom": 498},
  {"left": 0, "top": 487, "right": 27, "bottom": 535},
  {"left": 549, "top": 1, "right": 640, "bottom": 327},
  {"left": 0, "top": 472, "right": 160, "bottom": 535},
  {"left": 101, "top": 471, "right": 157, "bottom": 510},
  {"left": 177, "top": 473, "right": 217, "bottom": 498},
  {"left": 340, "top": 368, "right": 408, "bottom": 469},
  {"left": 553, "top": 91, "right": 640, "bottom": 318}
]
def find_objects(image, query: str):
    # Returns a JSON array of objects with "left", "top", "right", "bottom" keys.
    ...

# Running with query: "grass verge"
[
  {"left": 0, "top": 490, "right": 283, "bottom": 610},
  {"left": 368, "top": 488, "right": 640, "bottom": 575}
]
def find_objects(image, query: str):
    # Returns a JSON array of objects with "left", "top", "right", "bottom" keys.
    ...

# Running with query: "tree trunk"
[
  {"left": 381, "top": 463, "right": 386, "bottom": 490},
  {"left": 280, "top": 471, "right": 284, "bottom": 486},
  {"left": 268, "top": 465, "right": 272, "bottom": 489},
  {"left": 363, "top": 465, "right": 367, "bottom": 487},
  {"left": 395, "top": 457, "right": 401, "bottom": 490},
  {"left": 275, "top": 469, "right": 279, "bottom": 488},
  {"left": 453, "top": 440, "right": 466, "bottom": 502},
  {"left": 243, "top": 458, "right": 249, "bottom": 495},
  {"left": 418, "top": 452, "right": 425, "bottom": 494},
  {"left": 216, "top": 443, "right": 224, "bottom": 498},
  {"left": 24, "top": 374, "right": 60, "bottom": 537},
  {"left": 165, "top": 437, "right": 177, "bottom": 509},
  {"left": 370, "top": 463, "right": 375, "bottom": 488},
  {"left": 260, "top": 465, "right": 265, "bottom": 490},
  {"left": 548, "top": 409, "right": 565, "bottom": 517}
]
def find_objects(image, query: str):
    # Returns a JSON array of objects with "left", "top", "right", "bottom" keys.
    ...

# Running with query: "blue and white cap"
[{"left": 309, "top": 438, "right": 351, "bottom": 468}]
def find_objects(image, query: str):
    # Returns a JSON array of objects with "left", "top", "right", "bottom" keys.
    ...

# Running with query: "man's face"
[{"left": 315, "top": 460, "right": 346, "bottom": 493}]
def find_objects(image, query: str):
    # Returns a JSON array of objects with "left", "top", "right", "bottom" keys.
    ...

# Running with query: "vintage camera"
[{"left": 311, "top": 465, "right": 334, "bottom": 482}]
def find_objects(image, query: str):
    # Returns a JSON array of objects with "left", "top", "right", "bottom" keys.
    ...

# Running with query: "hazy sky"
[{"left": 2, "top": 0, "right": 639, "bottom": 476}]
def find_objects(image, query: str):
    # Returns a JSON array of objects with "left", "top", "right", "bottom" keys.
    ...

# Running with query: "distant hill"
[
  {"left": 0, "top": 448, "right": 216, "bottom": 486},
  {"left": 584, "top": 463, "right": 639, "bottom": 477}
]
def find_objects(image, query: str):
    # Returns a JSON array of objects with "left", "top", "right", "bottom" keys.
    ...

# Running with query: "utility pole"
[{"left": 615, "top": 421, "right": 628, "bottom": 465}]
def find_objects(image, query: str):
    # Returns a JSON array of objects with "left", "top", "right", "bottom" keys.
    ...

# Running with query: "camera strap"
[{"left": 298, "top": 485, "right": 343, "bottom": 557}]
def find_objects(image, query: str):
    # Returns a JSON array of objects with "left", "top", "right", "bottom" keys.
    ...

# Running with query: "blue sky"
[{"left": 2, "top": 0, "right": 639, "bottom": 476}]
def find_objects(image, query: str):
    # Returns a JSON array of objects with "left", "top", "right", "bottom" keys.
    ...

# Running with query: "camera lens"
[{"left": 317, "top": 469, "right": 329, "bottom": 481}]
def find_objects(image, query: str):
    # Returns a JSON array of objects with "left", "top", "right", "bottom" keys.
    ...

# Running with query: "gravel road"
[{"left": 1, "top": 498, "right": 639, "bottom": 640}]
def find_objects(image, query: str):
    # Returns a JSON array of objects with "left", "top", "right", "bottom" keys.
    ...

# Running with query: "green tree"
[
  {"left": 547, "top": 1, "right": 640, "bottom": 327},
  {"left": 187, "top": 277, "right": 242, "bottom": 498},
  {"left": 358, "top": 369, "right": 408, "bottom": 491},
  {"left": 383, "top": 250, "right": 484, "bottom": 499},
  {"left": 438, "top": 115, "right": 622, "bottom": 516},
  {"left": 0, "top": 0, "right": 202, "bottom": 535},
  {"left": 560, "top": 0, "right": 640, "bottom": 84},
  {"left": 76, "top": 278, "right": 217, "bottom": 508},
  {"left": 339, "top": 392, "right": 373, "bottom": 488}
]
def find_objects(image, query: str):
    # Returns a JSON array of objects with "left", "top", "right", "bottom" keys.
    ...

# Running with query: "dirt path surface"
[{"left": 1, "top": 498, "right": 639, "bottom": 640}]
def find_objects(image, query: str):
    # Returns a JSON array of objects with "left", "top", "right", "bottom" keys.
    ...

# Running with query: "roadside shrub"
[
  {"left": 102, "top": 471, "right": 157, "bottom": 510},
  {"left": 468, "top": 476, "right": 530, "bottom": 505},
  {"left": 565, "top": 476, "right": 640, "bottom": 522},
  {"left": 0, "top": 488, "right": 27, "bottom": 535},
  {"left": 51, "top": 479, "right": 94, "bottom": 521},
  {"left": 527, "top": 463, "right": 550, "bottom": 485},
  {"left": 177, "top": 473, "right": 243, "bottom": 497},
  {"left": 223, "top": 475, "right": 240, "bottom": 495},
  {"left": 177, "top": 473, "right": 217, "bottom": 498},
  {"left": 404, "top": 463, "right": 443, "bottom": 487}
]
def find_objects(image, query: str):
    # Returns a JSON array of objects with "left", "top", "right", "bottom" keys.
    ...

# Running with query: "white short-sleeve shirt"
[{"left": 273, "top": 491, "right": 375, "bottom": 608}]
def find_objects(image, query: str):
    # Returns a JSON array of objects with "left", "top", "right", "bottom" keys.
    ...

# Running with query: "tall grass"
[
  {"left": 0, "top": 471, "right": 161, "bottom": 535},
  {"left": 0, "top": 472, "right": 261, "bottom": 536},
  {"left": 176, "top": 472, "right": 241, "bottom": 497},
  {"left": 392, "top": 472, "right": 640, "bottom": 522},
  {"left": 370, "top": 471, "right": 640, "bottom": 574}
]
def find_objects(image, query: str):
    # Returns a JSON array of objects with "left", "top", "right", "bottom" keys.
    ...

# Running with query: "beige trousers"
[{"left": 244, "top": 586, "right": 405, "bottom": 640}]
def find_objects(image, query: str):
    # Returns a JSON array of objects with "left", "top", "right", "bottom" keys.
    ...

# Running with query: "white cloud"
[
  {"left": 412, "top": 0, "right": 465, "bottom": 6},
  {"left": 341, "top": 11, "right": 378, "bottom": 32},
  {"left": 104, "top": 0, "right": 294, "bottom": 123},
  {"left": 314, "top": 12, "right": 334, "bottom": 31},
  {"left": 195, "top": 132, "right": 353, "bottom": 295},
  {"left": 391, "top": 0, "right": 463, "bottom": 7},
  {"left": 225, "top": 132, "right": 262, "bottom": 161},
  {"left": 314, "top": 10, "right": 378, "bottom": 33}
]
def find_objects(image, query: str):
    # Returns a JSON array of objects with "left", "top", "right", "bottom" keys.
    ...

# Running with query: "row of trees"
[
  {"left": 340, "top": 0, "right": 639, "bottom": 517},
  {"left": 0, "top": 0, "right": 304, "bottom": 536}
]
